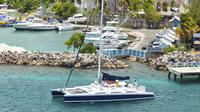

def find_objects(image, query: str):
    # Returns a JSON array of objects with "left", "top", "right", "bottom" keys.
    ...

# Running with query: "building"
[
  {"left": 192, "top": 29, "right": 200, "bottom": 51},
  {"left": 74, "top": 0, "right": 98, "bottom": 13},
  {"left": 106, "top": 0, "right": 120, "bottom": 13}
]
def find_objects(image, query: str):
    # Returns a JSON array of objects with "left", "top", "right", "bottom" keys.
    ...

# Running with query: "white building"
[{"left": 74, "top": 0, "right": 98, "bottom": 13}]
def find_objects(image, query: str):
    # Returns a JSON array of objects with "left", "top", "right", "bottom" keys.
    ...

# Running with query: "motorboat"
[
  {"left": 84, "top": 18, "right": 128, "bottom": 42},
  {"left": 56, "top": 23, "right": 74, "bottom": 31},
  {"left": 85, "top": 36, "right": 129, "bottom": 49},
  {"left": 12, "top": 17, "right": 57, "bottom": 31},
  {"left": 68, "top": 13, "right": 87, "bottom": 24},
  {"left": 51, "top": 0, "right": 155, "bottom": 102}
]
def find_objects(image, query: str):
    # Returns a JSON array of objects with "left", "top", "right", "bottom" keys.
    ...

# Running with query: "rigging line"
[{"left": 64, "top": 0, "right": 98, "bottom": 88}]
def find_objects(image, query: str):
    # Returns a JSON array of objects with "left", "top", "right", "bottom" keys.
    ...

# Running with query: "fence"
[
  {"left": 103, "top": 49, "right": 147, "bottom": 58},
  {"left": 168, "top": 62, "right": 200, "bottom": 67}
]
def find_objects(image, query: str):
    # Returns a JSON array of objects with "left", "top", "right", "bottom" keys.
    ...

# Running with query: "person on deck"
[{"left": 133, "top": 79, "right": 138, "bottom": 88}]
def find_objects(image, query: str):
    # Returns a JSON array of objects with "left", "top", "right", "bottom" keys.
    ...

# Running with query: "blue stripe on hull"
[
  {"left": 15, "top": 28, "right": 55, "bottom": 31},
  {"left": 64, "top": 94, "right": 155, "bottom": 102},
  {"left": 51, "top": 90, "right": 65, "bottom": 98}
]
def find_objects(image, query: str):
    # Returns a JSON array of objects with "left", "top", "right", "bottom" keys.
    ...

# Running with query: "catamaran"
[{"left": 51, "top": 0, "right": 155, "bottom": 102}]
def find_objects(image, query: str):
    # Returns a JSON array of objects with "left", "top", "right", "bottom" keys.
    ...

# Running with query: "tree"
[
  {"left": 119, "top": 0, "right": 128, "bottom": 15},
  {"left": 80, "top": 43, "right": 97, "bottom": 54},
  {"left": 170, "top": 0, "right": 176, "bottom": 8},
  {"left": 94, "top": 0, "right": 110, "bottom": 16},
  {"left": 10, "top": 0, "right": 39, "bottom": 13},
  {"left": 127, "top": 0, "right": 143, "bottom": 17},
  {"left": 163, "top": 45, "right": 177, "bottom": 54},
  {"left": 64, "top": 33, "right": 84, "bottom": 51},
  {"left": 189, "top": 0, "right": 200, "bottom": 26},
  {"left": 156, "top": 1, "right": 161, "bottom": 11},
  {"left": 175, "top": 13, "right": 198, "bottom": 44},
  {"left": 0, "top": 0, "right": 4, "bottom": 4},
  {"left": 51, "top": 1, "right": 77, "bottom": 19},
  {"left": 162, "top": 2, "right": 169, "bottom": 12},
  {"left": 145, "top": 5, "right": 162, "bottom": 27},
  {"left": 142, "top": 0, "right": 155, "bottom": 11}
]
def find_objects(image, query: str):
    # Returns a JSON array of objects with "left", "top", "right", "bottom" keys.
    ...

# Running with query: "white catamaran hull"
[{"left": 64, "top": 93, "right": 155, "bottom": 102}]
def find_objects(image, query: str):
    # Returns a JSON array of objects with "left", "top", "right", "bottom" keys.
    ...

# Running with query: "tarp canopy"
[
  {"left": 0, "top": 15, "right": 6, "bottom": 18},
  {"left": 102, "top": 72, "right": 130, "bottom": 81}
]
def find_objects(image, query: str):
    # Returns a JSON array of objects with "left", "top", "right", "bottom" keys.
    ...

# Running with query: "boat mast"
[{"left": 98, "top": 0, "right": 104, "bottom": 81}]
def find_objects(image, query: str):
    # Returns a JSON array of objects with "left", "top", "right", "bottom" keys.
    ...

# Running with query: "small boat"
[
  {"left": 1, "top": 20, "right": 17, "bottom": 27},
  {"left": 55, "top": 23, "right": 74, "bottom": 31},
  {"left": 12, "top": 17, "right": 57, "bottom": 31},
  {"left": 67, "top": 13, "right": 87, "bottom": 24}
]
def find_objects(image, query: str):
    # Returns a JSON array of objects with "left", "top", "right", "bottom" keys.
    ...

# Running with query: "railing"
[
  {"left": 103, "top": 49, "right": 147, "bottom": 58},
  {"left": 168, "top": 62, "right": 200, "bottom": 67},
  {"left": 147, "top": 47, "right": 163, "bottom": 52}
]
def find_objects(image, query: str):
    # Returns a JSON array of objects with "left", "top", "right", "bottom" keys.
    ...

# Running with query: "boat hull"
[
  {"left": 0, "top": 21, "right": 8, "bottom": 25},
  {"left": 64, "top": 93, "right": 155, "bottom": 102},
  {"left": 13, "top": 24, "right": 56, "bottom": 31},
  {"left": 51, "top": 89, "right": 65, "bottom": 98}
]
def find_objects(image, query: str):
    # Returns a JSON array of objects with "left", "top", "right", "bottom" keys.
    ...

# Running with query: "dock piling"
[
  {"left": 180, "top": 74, "right": 183, "bottom": 82},
  {"left": 168, "top": 72, "right": 171, "bottom": 79},
  {"left": 168, "top": 67, "right": 200, "bottom": 82},
  {"left": 174, "top": 74, "right": 177, "bottom": 81}
]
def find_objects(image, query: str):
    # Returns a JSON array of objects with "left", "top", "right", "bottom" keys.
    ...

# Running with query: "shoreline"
[
  {"left": 128, "top": 51, "right": 200, "bottom": 71},
  {"left": 0, "top": 50, "right": 129, "bottom": 69}
]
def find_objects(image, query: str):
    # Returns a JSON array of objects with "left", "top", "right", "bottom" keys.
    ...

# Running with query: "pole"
[{"left": 98, "top": 0, "right": 104, "bottom": 81}]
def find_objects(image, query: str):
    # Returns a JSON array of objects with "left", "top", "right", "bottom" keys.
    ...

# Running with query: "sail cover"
[{"left": 102, "top": 72, "right": 130, "bottom": 81}]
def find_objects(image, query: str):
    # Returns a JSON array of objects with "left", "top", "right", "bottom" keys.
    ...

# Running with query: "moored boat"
[{"left": 12, "top": 17, "right": 57, "bottom": 31}]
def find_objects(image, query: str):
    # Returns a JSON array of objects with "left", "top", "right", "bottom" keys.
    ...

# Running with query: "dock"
[{"left": 167, "top": 63, "right": 200, "bottom": 81}]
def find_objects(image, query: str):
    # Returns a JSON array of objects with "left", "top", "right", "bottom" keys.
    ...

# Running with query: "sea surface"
[
  {"left": 0, "top": 27, "right": 79, "bottom": 52},
  {"left": 0, "top": 28, "right": 200, "bottom": 112}
]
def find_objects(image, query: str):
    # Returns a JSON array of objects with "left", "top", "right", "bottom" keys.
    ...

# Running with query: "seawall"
[
  {"left": 0, "top": 51, "right": 129, "bottom": 69},
  {"left": 128, "top": 51, "right": 200, "bottom": 70}
]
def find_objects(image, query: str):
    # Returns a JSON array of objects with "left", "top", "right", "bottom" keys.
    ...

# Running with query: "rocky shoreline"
[
  {"left": 129, "top": 51, "right": 200, "bottom": 70},
  {"left": 0, "top": 51, "right": 129, "bottom": 69}
]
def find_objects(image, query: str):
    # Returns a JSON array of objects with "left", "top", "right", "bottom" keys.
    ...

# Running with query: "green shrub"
[
  {"left": 80, "top": 43, "right": 97, "bottom": 54},
  {"left": 163, "top": 45, "right": 177, "bottom": 54},
  {"left": 121, "top": 24, "right": 133, "bottom": 29}
]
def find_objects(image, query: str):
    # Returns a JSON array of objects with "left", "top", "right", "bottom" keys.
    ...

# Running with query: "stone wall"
[
  {"left": 128, "top": 51, "right": 200, "bottom": 70},
  {"left": 0, "top": 51, "right": 129, "bottom": 69}
]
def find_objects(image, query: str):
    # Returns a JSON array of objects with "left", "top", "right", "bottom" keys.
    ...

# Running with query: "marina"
[{"left": 0, "top": 0, "right": 200, "bottom": 111}]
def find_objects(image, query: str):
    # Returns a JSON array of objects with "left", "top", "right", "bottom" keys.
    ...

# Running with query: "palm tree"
[
  {"left": 119, "top": 0, "right": 128, "bottom": 16},
  {"left": 127, "top": 0, "right": 143, "bottom": 17},
  {"left": 175, "top": 13, "right": 198, "bottom": 44}
]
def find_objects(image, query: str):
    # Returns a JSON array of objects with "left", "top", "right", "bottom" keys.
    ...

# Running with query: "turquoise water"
[
  {"left": 0, "top": 63, "right": 200, "bottom": 112},
  {"left": 0, "top": 27, "right": 79, "bottom": 52},
  {"left": 0, "top": 27, "right": 200, "bottom": 112}
]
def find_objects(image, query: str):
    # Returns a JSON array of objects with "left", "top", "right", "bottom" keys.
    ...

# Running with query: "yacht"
[
  {"left": 12, "top": 17, "right": 57, "bottom": 31},
  {"left": 56, "top": 23, "right": 74, "bottom": 31},
  {"left": 84, "top": 19, "right": 129, "bottom": 49},
  {"left": 68, "top": 13, "right": 87, "bottom": 24},
  {"left": 51, "top": 0, "right": 155, "bottom": 102},
  {"left": 85, "top": 19, "right": 128, "bottom": 40}
]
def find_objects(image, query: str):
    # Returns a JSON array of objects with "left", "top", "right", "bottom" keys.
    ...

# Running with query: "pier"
[{"left": 167, "top": 62, "right": 200, "bottom": 81}]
